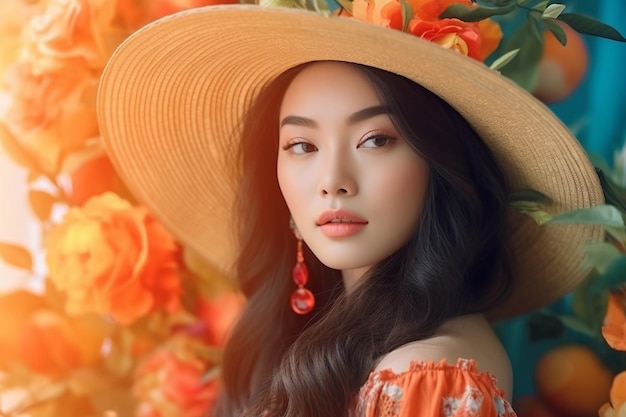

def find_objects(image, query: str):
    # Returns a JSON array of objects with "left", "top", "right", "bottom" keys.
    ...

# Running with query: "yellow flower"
[{"left": 46, "top": 192, "right": 182, "bottom": 325}]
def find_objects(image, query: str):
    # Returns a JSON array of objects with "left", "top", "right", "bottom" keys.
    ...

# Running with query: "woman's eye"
[
  {"left": 283, "top": 141, "right": 317, "bottom": 155},
  {"left": 358, "top": 135, "right": 394, "bottom": 149}
]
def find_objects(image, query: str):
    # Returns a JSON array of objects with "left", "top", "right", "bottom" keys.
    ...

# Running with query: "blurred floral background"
[
  {"left": 0, "top": 1, "right": 244, "bottom": 416},
  {"left": 0, "top": 1, "right": 625, "bottom": 417}
]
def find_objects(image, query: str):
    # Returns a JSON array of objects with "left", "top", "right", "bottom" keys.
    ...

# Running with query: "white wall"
[{"left": 0, "top": 149, "right": 41, "bottom": 293}]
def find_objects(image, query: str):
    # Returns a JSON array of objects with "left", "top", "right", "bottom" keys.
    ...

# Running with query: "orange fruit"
[
  {"left": 535, "top": 344, "right": 612, "bottom": 417},
  {"left": 513, "top": 395, "right": 558, "bottom": 417},
  {"left": 533, "top": 21, "right": 589, "bottom": 103}
]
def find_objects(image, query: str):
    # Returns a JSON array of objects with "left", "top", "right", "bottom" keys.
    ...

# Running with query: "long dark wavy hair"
[{"left": 212, "top": 61, "right": 513, "bottom": 417}]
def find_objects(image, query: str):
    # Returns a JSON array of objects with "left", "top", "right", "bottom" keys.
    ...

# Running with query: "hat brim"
[{"left": 98, "top": 5, "right": 604, "bottom": 318}]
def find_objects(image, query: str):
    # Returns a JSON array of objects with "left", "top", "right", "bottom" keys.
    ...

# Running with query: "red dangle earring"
[{"left": 290, "top": 219, "right": 315, "bottom": 315}]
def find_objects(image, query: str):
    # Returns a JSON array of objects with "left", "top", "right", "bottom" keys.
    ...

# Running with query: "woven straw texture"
[{"left": 98, "top": 5, "right": 604, "bottom": 318}]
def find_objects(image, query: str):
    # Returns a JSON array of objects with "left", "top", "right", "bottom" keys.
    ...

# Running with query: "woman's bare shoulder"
[{"left": 373, "top": 314, "right": 513, "bottom": 400}]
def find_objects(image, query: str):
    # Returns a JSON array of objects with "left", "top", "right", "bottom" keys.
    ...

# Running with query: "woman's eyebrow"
[
  {"left": 346, "top": 105, "right": 392, "bottom": 125},
  {"left": 279, "top": 105, "right": 392, "bottom": 129},
  {"left": 280, "top": 115, "right": 317, "bottom": 128}
]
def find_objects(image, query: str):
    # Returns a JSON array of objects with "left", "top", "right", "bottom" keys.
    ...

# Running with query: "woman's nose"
[{"left": 318, "top": 151, "right": 357, "bottom": 197}]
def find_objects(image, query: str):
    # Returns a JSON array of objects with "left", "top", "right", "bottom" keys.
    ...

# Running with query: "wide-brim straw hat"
[{"left": 97, "top": 4, "right": 604, "bottom": 318}]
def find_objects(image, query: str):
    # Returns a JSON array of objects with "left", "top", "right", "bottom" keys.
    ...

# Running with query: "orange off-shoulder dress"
[{"left": 351, "top": 358, "right": 517, "bottom": 417}]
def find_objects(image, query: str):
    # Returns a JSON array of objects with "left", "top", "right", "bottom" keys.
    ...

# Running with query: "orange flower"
[
  {"left": 349, "top": 0, "right": 501, "bottom": 61},
  {"left": 46, "top": 192, "right": 182, "bottom": 325},
  {"left": 196, "top": 292, "right": 245, "bottom": 346},
  {"left": 0, "top": 60, "right": 99, "bottom": 173},
  {"left": 25, "top": 0, "right": 123, "bottom": 71},
  {"left": 415, "top": 0, "right": 469, "bottom": 21},
  {"left": 409, "top": 0, "right": 502, "bottom": 60},
  {"left": 0, "top": 291, "right": 47, "bottom": 371},
  {"left": 409, "top": 18, "right": 478, "bottom": 57},
  {"left": 602, "top": 292, "right": 626, "bottom": 351},
  {"left": 0, "top": 1, "right": 34, "bottom": 78},
  {"left": 133, "top": 336, "right": 220, "bottom": 417},
  {"left": 114, "top": 0, "right": 239, "bottom": 31},
  {"left": 352, "top": 0, "right": 402, "bottom": 29},
  {"left": 18, "top": 309, "right": 110, "bottom": 376},
  {"left": 149, "top": 0, "right": 239, "bottom": 21},
  {"left": 59, "top": 147, "right": 123, "bottom": 206},
  {"left": 476, "top": 18, "right": 502, "bottom": 61}
]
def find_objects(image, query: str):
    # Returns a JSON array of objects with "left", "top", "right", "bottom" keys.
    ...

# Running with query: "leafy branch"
[
  {"left": 443, "top": 1, "right": 626, "bottom": 43},
  {"left": 513, "top": 158, "right": 626, "bottom": 348},
  {"left": 440, "top": 1, "right": 626, "bottom": 88}
]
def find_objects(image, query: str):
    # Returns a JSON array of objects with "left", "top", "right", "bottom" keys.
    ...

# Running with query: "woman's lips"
[
  {"left": 318, "top": 221, "right": 367, "bottom": 237},
  {"left": 317, "top": 210, "right": 368, "bottom": 237}
]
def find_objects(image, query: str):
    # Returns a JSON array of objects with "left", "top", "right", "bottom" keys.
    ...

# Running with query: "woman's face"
[{"left": 277, "top": 62, "right": 429, "bottom": 285}]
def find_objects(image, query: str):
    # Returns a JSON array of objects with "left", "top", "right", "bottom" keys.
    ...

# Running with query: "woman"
[
  {"left": 97, "top": 5, "right": 604, "bottom": 416},
  {"left": 223, "top": 60, "right": 513, "bottom": 415}
]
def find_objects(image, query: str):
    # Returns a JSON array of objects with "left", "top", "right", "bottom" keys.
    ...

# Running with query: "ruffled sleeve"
[{"left": 352, "top": 358, "right": 516, "bottom": 417}]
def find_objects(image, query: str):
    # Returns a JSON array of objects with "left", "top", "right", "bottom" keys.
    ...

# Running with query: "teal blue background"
[
  {"left": 546, "top": 1, "right": 626, "bottom": 161},
  {"left": 494, "top": 0, "right": 626, "bottom": 399}
]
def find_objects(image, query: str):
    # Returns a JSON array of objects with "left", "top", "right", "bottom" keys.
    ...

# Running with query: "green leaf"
[
  {"left": 596, "top": 167, "right": 626, "bottom": 213},
  {"left": 559, "top": 13, "right": 626, "bottom": 42},
  {"left": 589, "top": 256, "right": 626, "bottom": 294},
  {"left": 531, "top": 0, "right": 549, "bottom": 13},
  {"left": 555, "top": 314, "right": 597, "bottom": 338},
  {"left": 510, "top": 201, "right": 553, "bottom": 224},
  {"left": 583, "top": 241, "right": 622, "bottom": 273},
  {"left": 439, "top": 3, "right": 516, "bottom": 22},
  {"left": 528, "top": 13, "right": 543, "bottom": 43},
  {"left": 541, "top": 3, "right": 565, "bottom": 19},
  {"left": 543, "top": 17, "right": 567, "bottom": 46},
  {"left": 489, "top": 49, "right": 520, "bottom": 72},
  {"left": 400, "top": 0, "right": 413, "bottom": 32},
  {"left": 542, "top": 3, "right": 565, "bottom": 19},
  {"left": 547, "top": 204, "right": 626, "bottom": 242},
  {"left": 547, "top": 204, "right": 624, "bottom": 227},
  {"left": 509, "top": 189, "right": 552, "bottom": 203},
  {"left": 306, "top": 0, "right": 331, "bottom": 15},
  {"left": 334, "top": 0, "right": 352, "bottom": 13},
  {"left": 589, "top": 154, "right": 612, "bottom": 174},
  {"left": 260, "top": 0, "right": 296, "bottom": 7},
  {"left": 0, "top": 242, "right": 33, "bottom": 271},
  {"left": 475, "top": 0, "right": 515, "bottom": 5},
  {"left": 499, "top": 18, "right": 543, "bottom": 91},
  {"left": 607, "top": 226, "right": 626, "bottom": 244},
  {"left": 572, "top": 270, "right": 608, "bottom": 335}
]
